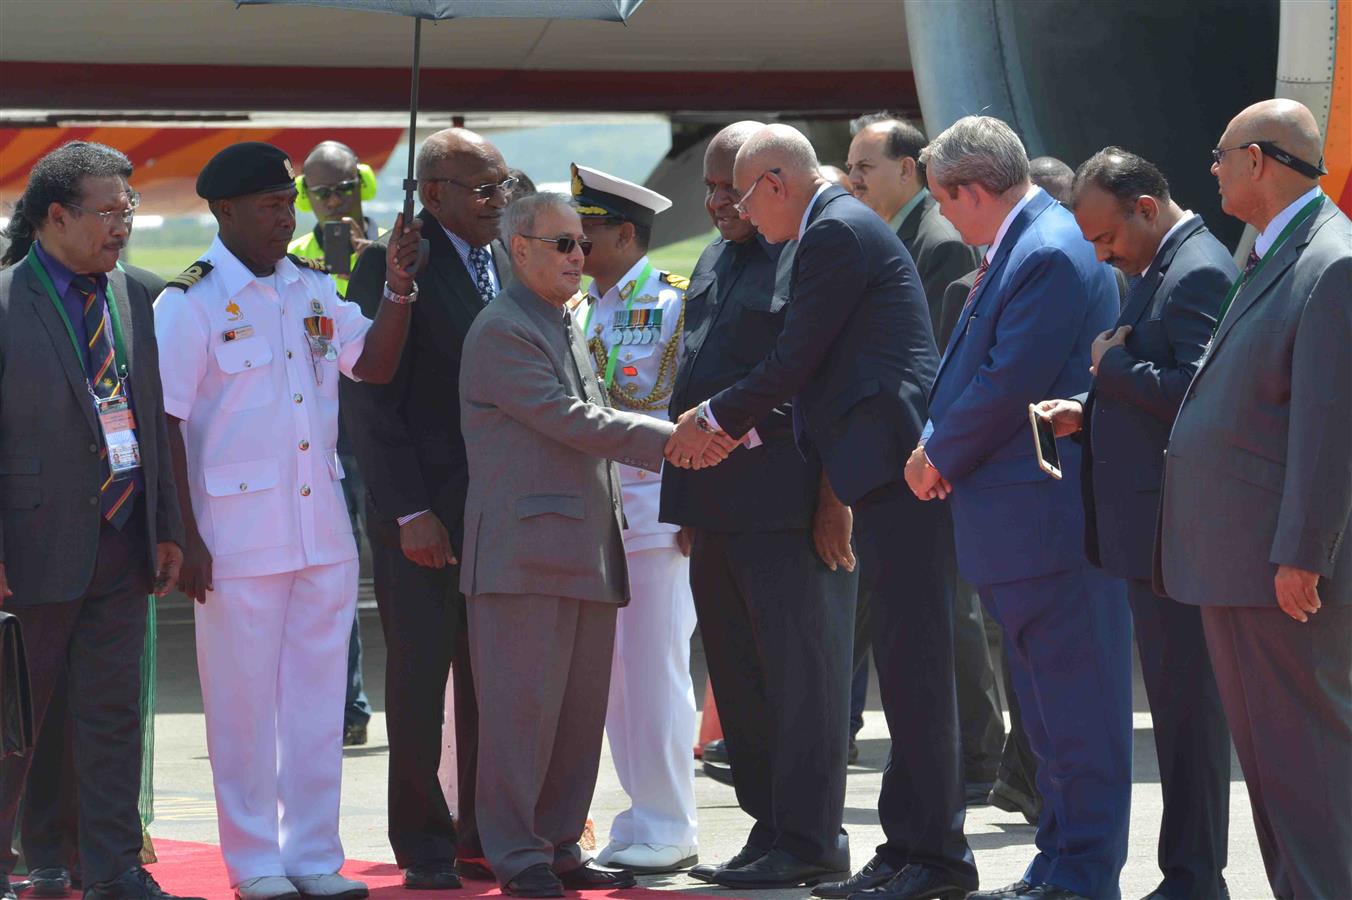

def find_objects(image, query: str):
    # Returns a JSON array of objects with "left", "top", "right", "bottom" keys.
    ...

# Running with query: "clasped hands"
[
  {"left": 664, "top": 407, "right": 741, "bottom": 470},
  {"left": 904, "top": 444, "right": 953, "bottom": 501}
]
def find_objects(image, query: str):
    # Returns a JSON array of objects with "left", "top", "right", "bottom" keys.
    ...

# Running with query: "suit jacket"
[
  {"left": 660, "top": 235, "right": 818, "bottom": 532},
  {"left": 0, "top": 257, "right": 183, "bottom": 605},
  {"left": 1158, "top": 199, "right": 1351, "bottom": 607},
  {"left": 926, "top": 189, "right": 1118, "bottom": 586},
  {"left": 709, "top": 186, "right": 939, "bottom": 506},
  {"left": 937, "top": 267, "right": 977, "bottom": 354},
  {"left": 1077, "top": 216, "right": 1234, "bottom": 581},
  {"left": 458, "top": 279, "right": 673, "bottom": 605},
  {"left": 897, "top": 192, "right": 982, "bottom": 337},
  {"left": 340, "top": 210, "right": 512, "bottom": 551}
]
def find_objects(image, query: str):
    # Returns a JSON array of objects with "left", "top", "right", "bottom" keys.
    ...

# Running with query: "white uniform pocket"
[
  {"left": 212, "top": 337, "right": 275, "bottom": 412},
  {"left": 203, "top": 457, "right": 289, "bottom": 554}
]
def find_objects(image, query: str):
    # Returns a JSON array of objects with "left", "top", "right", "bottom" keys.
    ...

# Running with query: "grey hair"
[
  {"left": 499, "top": 192, "right": 573, "bottom": 244},
  {"left": 919, "top": 116, "right": 1029, "bottom": 195}
]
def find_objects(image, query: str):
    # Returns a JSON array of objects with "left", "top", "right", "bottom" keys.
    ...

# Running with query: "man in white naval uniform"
[
  {"left": 571, "top": 164, "right": 698, "bottom": 874},
  {"left": 153, "top": 143, "right": 421, "bottom": 900}
]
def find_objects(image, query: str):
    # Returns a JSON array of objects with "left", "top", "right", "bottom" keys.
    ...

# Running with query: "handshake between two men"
[{"left": 662, "top": 402, "right": 743, "bottom": 469}]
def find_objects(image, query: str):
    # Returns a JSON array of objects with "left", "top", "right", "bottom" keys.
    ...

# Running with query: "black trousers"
[
  {"left": 690, "top": 527, "right": 856, "bottom": 868},
  {"left": 1129, "top": 579, "right": 1230, "bottom": 899},
  {"left": 851, "top": 482, "right": 976, "bottom": 889},
  {"left": 367, "top": 506, "right": 480, "bottom": 868},
  {"left": 0, "top": 518, "right": 149, "bottom": 884},
  {"left": 16, "top": 666, "right": 80, "bottom": 876}
]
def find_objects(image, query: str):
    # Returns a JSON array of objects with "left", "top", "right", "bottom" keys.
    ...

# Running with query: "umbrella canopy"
[{"left": 235, "top": 0, "right": 644, "bottom": 223}]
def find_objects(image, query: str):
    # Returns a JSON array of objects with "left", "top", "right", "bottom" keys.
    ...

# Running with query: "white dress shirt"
[{"left": 1254, "top": 186, "right": 1322, "bottom": 259}]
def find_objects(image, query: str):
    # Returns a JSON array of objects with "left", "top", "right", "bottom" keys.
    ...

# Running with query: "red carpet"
[{"left": 147, "top": 839, "right": 727, "bottom": 900}]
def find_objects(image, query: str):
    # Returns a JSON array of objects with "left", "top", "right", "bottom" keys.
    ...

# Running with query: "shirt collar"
[
  {"left": 889, "top": 188, "right": 929, "bottom": 233},
  {"left": 206, "top": 234, "right": 301, "bottom": 299},
  {"left": 1150, "top": 211, "right": 1195, "bottom": 267},
  {"left": 1254, "top": 186, "right": 1322, "bottom": 259},
  {"left": 32, "top": 240, "right": 83, "bottom": 298},
  {"left": 588, "top": 255, "right": 650, "bottom": 304},
  {"left": 443, "top": 222, "right": 489, "bottom": 259},
  {"left": 798, "top": 183, "right": 832, "bottom": 239},
  {"left": 985, "top": 185, "right": 1041, "bottom": 263}
]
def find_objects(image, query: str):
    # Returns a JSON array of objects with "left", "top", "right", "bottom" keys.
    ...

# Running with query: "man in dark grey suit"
[
  {"left": 458, "top": 193, "right": 704, "bottom": 899},
  {"left": 843, "top": 113, "right": 1001, "bottom": 806},
  {"left": 0, "top": 142, "right": 193, "bottom": 900},
  {"left": 1040, "top": 147, "right": 1236, "bottom": 900},
  {"left": 1159, "top": 99, "right": 1351, "bottom": 900}
]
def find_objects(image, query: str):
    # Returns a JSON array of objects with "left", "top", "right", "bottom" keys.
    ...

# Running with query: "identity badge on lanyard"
[
  {"left": 97, "top": 395, "right": 141, "bottom": 475},
  {"left": 26, "top": 245, "right": 141, "bottom": 476}
]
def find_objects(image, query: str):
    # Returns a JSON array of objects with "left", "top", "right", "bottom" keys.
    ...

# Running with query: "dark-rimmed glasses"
[
  {"left": 64, "top": 191, "right": 140, "bottom": 228},
  {"left": 308, "top": 178, "right": 360, "bottom": 201},
  {"left": 734, "top": 167, "right": 781, "bottom": 215},
  {"left": 426, "top": 176, "right": 519, "bottom": 201},
  {"left": 520, "top": 235, "right": 592, "bottom": 256},
  {"left": 1211, "top": 141, "right": 1326, "bottom": 177}
]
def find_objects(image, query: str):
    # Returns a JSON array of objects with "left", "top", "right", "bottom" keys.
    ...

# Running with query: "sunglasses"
[
  {"left": 308, "top": 179, "right": 360, "bottom": 202},
  {"left": 520, "top": 234, "right": 592, "bottom": 256},
  {"left": 428, "top": 175, "right": 519, "bottom": 202}
]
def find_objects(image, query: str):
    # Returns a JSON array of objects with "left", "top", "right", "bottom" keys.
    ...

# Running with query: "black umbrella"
[{"left": 235, "top": 0, "right": 645, "bottom": 226}]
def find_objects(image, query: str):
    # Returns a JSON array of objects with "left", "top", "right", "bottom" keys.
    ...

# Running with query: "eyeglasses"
[
  {"left": 427, "top": 175, "right": 519, "bottom": 202},
  {"left": 64, "top": 191, "right": 140, "bottom": 227},
  {"left": 734, "top": 168, "right": 781, "bottom": 215},
  {"left": 520, "top": 234, "right": 593, "bottom": 256},
  {"left": 1210, "top": 144, "right": 1254, "bottom": 164},
  {"left": 308, "top": 178, "right": 360, "bottom": 201},
  {"left": 1211, "top": 141, "right": 1326, "bottom": 177}
]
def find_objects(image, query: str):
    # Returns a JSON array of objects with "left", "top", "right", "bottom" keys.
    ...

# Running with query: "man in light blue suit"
[{"left": 904, "top": 117, "right": 1130, "bottom": 900}]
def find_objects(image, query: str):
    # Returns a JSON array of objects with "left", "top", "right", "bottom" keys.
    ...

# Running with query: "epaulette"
[
  {"left": 565, "top": 290, "right": 588, "bottom": 312},
  {"left": 288, "top": 253, "right": 330, "bottom": 274},
  {"left": 660, "top": 271, "right": 689, "bottom": 291},
  {"left": 165, "top": 261, "right": 213, "bottom": 292}
]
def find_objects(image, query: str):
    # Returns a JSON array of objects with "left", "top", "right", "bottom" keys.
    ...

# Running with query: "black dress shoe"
[
  {"left": 712, "top": 848, "right": 849, "bottom": 889},
  {"left": 455, "top": 857, "right": 494, "bottom": 881},
  {"left": 847, "top": 865, "right": 968, "bottom": 900},
  {"left": 28, "top": 868, "right": 73, "bottom": 898},
  {"left": 503, "top": 865, "right": 562, "bottom": 899},
  {"left": 557, "top": 863, "right": 636, "bottom": 891},
  {"left": 688, "top": 843, "right": 768, "bottom": 883},
  {"left": 964, "top": 781, "right": 995, "bottom": 806},
  {"left": 1020, "top": 886, "right": 1089, "bottom": 900},
  {"left": 967, "top": 881, "right": 1034, "bottom": 899},
  {"left": 812, "top": 855, "right": 900, "bottom": 898},
  {"left": 82, "top": 867, "right": 205, "bottom": 900},
  {"left": 343, "top": 723, "right": 368, "bottom": 746},
  {"left": 1138, "top": 879, "right": 1229, "bottom": 900},
  {"left": 701, "top": 739, "right": 729, "bottom": 765},
  {"left": 402, "top": 862, "right": 461, "bottom": 890},
  {"left": 701, "top": 760, "right": 735, "bottom": 786}
]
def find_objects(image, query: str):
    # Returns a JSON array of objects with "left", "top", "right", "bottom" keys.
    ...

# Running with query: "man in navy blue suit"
[
  {"left": 666, "top": 124, "right": 976, "bottom": 900},
  {"left": 904, "top": 117, "right": 1130, "bottom": 900},
  {"left": 1040, "top": 148, "right": 1236, "bottom": 900}
]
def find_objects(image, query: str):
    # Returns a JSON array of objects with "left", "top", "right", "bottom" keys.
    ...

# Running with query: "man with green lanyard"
[
  {"left": 0, "top": 140, "right": 193, "bottom": 900},
  {"left": 1158, "top": 97, "right": 1352, "bottom": 900},
  {"left": 570, "top": 164, "right": 699, "bottom": 875}
]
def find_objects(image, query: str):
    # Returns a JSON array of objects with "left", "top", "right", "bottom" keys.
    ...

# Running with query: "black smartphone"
[
  {"left": 1028, "top": 404, "right": 1062, "bottom": 480},
  {"left": 322, "top": 220, "right": 352, "bottom": 275}
]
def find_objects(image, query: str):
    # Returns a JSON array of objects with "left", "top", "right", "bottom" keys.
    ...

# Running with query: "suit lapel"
[
  {"left": 1119, "top": 216, "right": 1203, "bottom": 327},
  {"left": 108, "top": 267, "right": 136, "bottom": 372},
  {"left": 421, "top": 210, "right": 486, "bottom": 316},
  {"left": 1208, "top": 201, "right": 1334, "bottom": 357},
  {"left": 22, "top": 261, "right": 100, "bottom": 437},
  {"left": 896, "top": 195, "right": 926, "bottom": 245}
]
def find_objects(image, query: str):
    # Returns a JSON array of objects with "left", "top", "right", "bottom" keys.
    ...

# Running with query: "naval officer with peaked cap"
[{"left": 153, "top": 142, "right": 421, "bottom": 900}]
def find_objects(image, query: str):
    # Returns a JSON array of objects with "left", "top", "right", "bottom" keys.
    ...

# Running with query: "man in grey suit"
[
  {"left": 458, "top": 193, "right": 716, "bottom": 898},
  {"left": 843, "top": 111, "right": 1001, "bottom": 807},
  {"left": 0, "top": 142, "right": 193, "bottom": 900},
  {"left": 1158, "top": 98, "right": 1350, "bottom": 900},
  {"left": 1041, "top": 147, "right": 1236, "bottom": 900}
]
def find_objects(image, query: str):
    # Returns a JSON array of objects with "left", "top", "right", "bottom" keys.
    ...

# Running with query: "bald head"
[
  {"left": 731, "top": 125, "right": 826, "bottom": 244},
  {"left": 1029, "top": 156, "right": 1074, "bottom": 204},
  {"left": 735, "top": 124, "right": 822, "bottom": 185},
  {"left": 416, "top": 127, "right": 504, "bottom": 180},
  {"left": 304, "top": 140, "right": 357, "bottom": 174},
  {"left": 416, "top": 127, "right": 509, "bottom": 245},
  {"left": 706, "top": 120, "right": 765, "bottom": 167},
  {"left": 704, "top": 122, "right": 765, "bottom": 243},
  {"left": 1213, "top": 98, "right": 1325, "bottom": 228}
]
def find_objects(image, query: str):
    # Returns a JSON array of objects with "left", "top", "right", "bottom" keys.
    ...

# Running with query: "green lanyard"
[
  {"left": 26, "top": 244, "right": 130, "bottom": 383},
  {"left": 581, "top": 260, "right": 653, "bottom": 389},
  {"left": 1215, "top": 194, "right": 1323, "bottom": 330}
]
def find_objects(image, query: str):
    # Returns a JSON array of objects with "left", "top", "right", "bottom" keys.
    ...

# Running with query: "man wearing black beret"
[{"left": 153, "top": 142, "right": 421, "bottom": 900}]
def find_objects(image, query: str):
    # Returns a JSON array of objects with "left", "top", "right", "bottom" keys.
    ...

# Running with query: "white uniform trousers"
[
  {"left": 604, "top": 545, "right": 699, "bottom": 847},
  {"left": 195, "top": 560, "right": 357, "bottom": 885}
]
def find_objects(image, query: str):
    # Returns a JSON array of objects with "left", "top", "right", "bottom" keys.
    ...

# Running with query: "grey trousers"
[
  {"left": 1201, "top": 603, "right": 1352, "bottom": 900},
  {"left": 466, "top": 593, "right": 617, "bottom": 886}
]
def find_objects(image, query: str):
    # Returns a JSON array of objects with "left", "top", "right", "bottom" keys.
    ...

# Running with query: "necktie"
[
  {"left": 469, "top": 246, "right": 495, "bottom": 304},
  {"left": 72, "top": 275, "right": 139, "bottom": 529},
  {"left": 959, "top": 258, "right": 991, "bottom": 320},
  {"left": 1243, "top": 248, "right": 1260, "bottom": 277}
]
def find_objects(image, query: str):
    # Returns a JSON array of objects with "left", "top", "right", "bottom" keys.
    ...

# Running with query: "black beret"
[{"left": 196, "top": 142, "right": 298, "bottom": 201}]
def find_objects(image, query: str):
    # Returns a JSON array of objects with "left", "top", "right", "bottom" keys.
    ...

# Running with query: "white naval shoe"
[
  {"left": 235, "top": 876, "right": 300, "bottom": 900},
  {"left": 288, "top": 874, "right": 369, "bottom": 900},
  {"left": 601, "top": 843, "right": 699, "bottom": 874},
  {"left": 594, "top": 841, "right": 629, "bottom": 866}
]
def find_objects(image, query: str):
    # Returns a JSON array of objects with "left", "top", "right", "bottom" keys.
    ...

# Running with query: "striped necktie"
[
  {"left": 72, "top": 274, "right": 139, "bottom": 529},
  {"left": 959, "top": 258, "right": 991, "bottom": 320}
]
